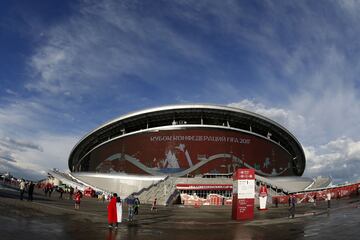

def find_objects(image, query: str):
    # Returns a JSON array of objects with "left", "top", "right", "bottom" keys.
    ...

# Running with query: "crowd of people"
[{"left": 17, "top": 179, "right": 83, "bottom": 204}]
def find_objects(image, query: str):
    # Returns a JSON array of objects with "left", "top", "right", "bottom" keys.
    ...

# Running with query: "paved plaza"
[{"left": 1, "top": 183, "right": 360, "bottom": 240}]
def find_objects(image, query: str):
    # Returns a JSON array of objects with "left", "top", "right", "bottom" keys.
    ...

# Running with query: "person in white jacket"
[
  {"left": 116, "top": 196, "right": 123, "bottom": 226},
  {"left": 19, "top": 180, "right": 26, "bottom": 200},
  {"left": 326, "top": 192, "right": 331, "bottom": 209}
]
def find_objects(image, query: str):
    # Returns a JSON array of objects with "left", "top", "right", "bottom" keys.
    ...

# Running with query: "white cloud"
[
  {"left": 0, "top": 101, "right": 48, "bottom": 136},
  {"left": 0, "top": 98, "right": 79, "bottom": 180},
  {"left": 220, "top": 0, "right": 360, "bottom": 147},
  {"left": 0, "top": 131, "right": 78, "bottom": 180},
  {"left": 228, "top": 100, "right": 306, "bottom": 135},
  {"left": 229, "top": 99, "right": 360, "bottom": 183},
  {"left": 338, "top": 0, "right": 360, "bottom": 17},
  {"left": 304, "top": 138, "right": 360, "bottom": 183},
  {"left": 12, "top": 134, "right": 77, "bottom": 173}
]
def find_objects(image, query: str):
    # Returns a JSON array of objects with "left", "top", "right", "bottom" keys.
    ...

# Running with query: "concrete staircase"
[
  {"left": 255, "top": 175, "right": 315, "bottom": 194},
  {"left": 49, "top": 169, "right": 87, "bottom": 191},
  {"left": 134, "top": 177, "right": 234, "bottom": 206},
  {"left": 134, "top": 174, "right": 302, "bottom": 206},
  {"left": 134, "top": 177, "right": 178, "bottom": 206},
  {"left": 306, "top": 176, "right": 332, "bottom": 190}
]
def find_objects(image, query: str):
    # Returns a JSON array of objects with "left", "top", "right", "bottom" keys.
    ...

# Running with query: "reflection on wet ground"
[{"left": 1, "top": 183, "right": 360, "bottom": 240}]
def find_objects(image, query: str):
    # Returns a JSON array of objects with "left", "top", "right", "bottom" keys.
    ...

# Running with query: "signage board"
[{"left": 232, "top": 168, "right": 255, "bottom": 221}]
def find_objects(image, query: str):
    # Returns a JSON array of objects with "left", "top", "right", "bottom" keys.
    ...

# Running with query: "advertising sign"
[
  {"left": 232, "top": 168, "right": 255, "bottom": 221},
  {"left": 88, "top": 129, "right": 293, "bottom": 177}
]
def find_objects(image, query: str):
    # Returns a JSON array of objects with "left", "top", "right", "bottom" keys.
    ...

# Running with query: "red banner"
[
  {"left": 87, "top": 128, "right": 294, "bottom": 177},
  {"left": 272, "top": 182, "right": 360, "bottom": 204}
]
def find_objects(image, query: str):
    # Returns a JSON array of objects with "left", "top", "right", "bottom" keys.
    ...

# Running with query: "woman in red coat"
[{"left": 107, "top": 193, "right": 118, "bottom": 228}]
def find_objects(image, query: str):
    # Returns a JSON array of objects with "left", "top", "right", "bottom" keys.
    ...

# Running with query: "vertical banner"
[{"left": 232, "top": 168, "right": 255, "bottom": 221}]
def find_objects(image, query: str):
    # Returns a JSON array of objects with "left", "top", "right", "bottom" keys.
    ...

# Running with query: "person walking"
[
  {"left": 48, "top": 184, "right": 53, "bottom": 198},
  {"left": 19, "top": 179, "right": 26, "bottom": 200},
  {"left": 134, "top": 197, "right": 140, "bottom": 215},
  {"left": 27, "top": 181, "right": 35, "bottom": 201},
  {"left": 288, "top": 194, "right": 296, "bottom": 219},
  {"left": 326, "top": 192, "right": 331, "bottom": 209},
  {"left": 151, "top": 197, "right": 157, "bottom": 212},
  {"left": 58, "top": 187, "right": 64, "bottom": 199},
  {"left": 107, "top": 193, "right": 118, "bottom": 228},
  {"left": 44, "top": 184, "right": 49, "bottom": 197},
  {"left": 74, "top": 191, "right": 81, "bottom": 210},
  {"left": 126, "top": 194, "right": 135, "bottom": 221},
  {"left": 69, "top": 187, "right": 74, "bottom": 200},
  {"left": 288, "top": 195, "right": 291, "bottom": 207}
]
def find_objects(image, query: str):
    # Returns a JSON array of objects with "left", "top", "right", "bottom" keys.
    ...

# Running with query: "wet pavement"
[{"left": 1, "top": 183, "right": 360, "bottom": 240}]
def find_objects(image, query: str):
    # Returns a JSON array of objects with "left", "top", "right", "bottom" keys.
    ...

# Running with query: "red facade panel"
[{"left": 88, "top": 128, "right": 294, "bottom": 177}]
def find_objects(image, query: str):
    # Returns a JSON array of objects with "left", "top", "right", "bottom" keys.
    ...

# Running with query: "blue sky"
[{"left": 1, "top": 0, "right": 360, "bottom": 183}]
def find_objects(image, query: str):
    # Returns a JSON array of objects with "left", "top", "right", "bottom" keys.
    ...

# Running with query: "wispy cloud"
[
  {"left": 0, "top": 150, "right": 16, "bottom": 163},
  {"left": 5, "top": 89, "right": 19, "bottom": 97},
  {"left": 0, "top": 137, "right": 43, "bottom": 152},
  {"left": 25, "top": 0, "right": 212, "bottom": 98}
]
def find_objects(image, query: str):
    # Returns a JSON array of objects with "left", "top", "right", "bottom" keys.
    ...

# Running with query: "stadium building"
[{"left": 62, "top": 104, "right": 309, "bottom": 201}]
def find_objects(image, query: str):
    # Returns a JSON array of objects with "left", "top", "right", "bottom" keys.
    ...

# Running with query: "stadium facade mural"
[{"left": 83, "top": 128, "right": 294, "bottom": 177}]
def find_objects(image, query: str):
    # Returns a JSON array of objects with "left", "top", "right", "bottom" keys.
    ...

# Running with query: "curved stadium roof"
[{"left": 69, "top": 104, "right": 306, "bottom": 175}]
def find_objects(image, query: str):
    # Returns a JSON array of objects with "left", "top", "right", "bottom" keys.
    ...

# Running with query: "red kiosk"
[{"left": 232, "top": 168, "right": 255, "bottom": 221}]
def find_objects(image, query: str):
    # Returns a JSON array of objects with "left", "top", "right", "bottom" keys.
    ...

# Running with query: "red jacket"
[
  {"left": 259, "top": 185, "right": 268, "bottom": 197},
  {"left": 107, "top": 197, "right": 117, "bottom": 223},
  {"left": 74, "top": 192, "right": 81, "bottom": 202}
]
